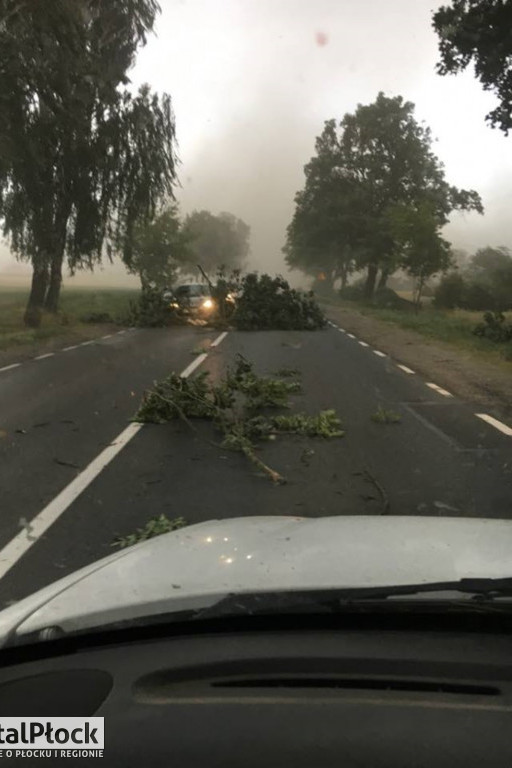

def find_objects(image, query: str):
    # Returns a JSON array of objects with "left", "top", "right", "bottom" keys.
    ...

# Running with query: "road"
[{"left": 0, "top": 321, "right": 511, "bottom": 605}]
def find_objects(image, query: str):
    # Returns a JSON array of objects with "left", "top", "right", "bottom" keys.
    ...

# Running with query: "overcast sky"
[{"left": 2, "top": 0, "right": 512, "bottom": 285}]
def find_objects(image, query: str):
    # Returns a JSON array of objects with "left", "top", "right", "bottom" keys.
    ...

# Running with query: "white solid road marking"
[
  {"left": 0, "top": 333, "right": 229, "bottom": 580},
  {"left": 211, "top": 331, "right": 228, "bottom": 347},
  {"left": 62, "top": 345, "right": 79, "bottom": 352},
  {"left": 102, "top": 334, "right": 113, "bottom": 340},
  {"left": 0, "top": 363, "right": 21, "bottom": 373},
  {"left": 373, "top": 350, "right": 386, "bottom": 358},
  {"left": 358, "top": 341, "right": 369, "bottom": 348},
  {"left": 397, "top": 364, "right": 415, "bottom": 375},
  {"left": 347, "top": 333, "right": 356, "bottom": 339},
  {"left": 117, "top": 330, "right": 126, "bottom": 335},
  {"left": 34, "top": 353, "right": 55, "bottom": 361},
  {"left": 476, "top": 413, "right": 512, "bottom": 437},
  {"left": 426, "top": 382, "right": 453, "bottom": 397},
  {"left": 80, "top": 340, "right": 94, "bottom": 347}
]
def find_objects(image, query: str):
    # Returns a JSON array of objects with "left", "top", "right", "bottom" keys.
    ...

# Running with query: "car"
[
  {"left": 167, "top": 283, "right": 215, "bottom": 317},
  {"left": 1, "top": 515, "right": 512, "bottom": 767}
]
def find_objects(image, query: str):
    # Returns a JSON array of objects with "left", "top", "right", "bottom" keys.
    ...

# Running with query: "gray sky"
[{"left": 2, "top": 0, "right": 512, "bottom": 286}]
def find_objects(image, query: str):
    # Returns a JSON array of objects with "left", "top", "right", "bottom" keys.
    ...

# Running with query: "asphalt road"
[{"left": 0, "top": 320, "right": 510, "bottom": 605}]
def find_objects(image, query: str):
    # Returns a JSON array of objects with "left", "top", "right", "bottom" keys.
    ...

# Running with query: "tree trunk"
[
  {"left": 378, "top": 267, "right": 390, "bottom": 290},
  {"left": 340, "top": 264, "right": 348, "bottom": 290},
  {"left": 364, "top": 263, "right": 378, "bottom": 299},
  {"left": 44, "top": 198, "right": 71, "bottom": 313},
  {"left": 44, "top": 255, "right": 63, "bottom": 313},
  {"left": 24, "top": 263, "right": 49, "bottom": 327}
]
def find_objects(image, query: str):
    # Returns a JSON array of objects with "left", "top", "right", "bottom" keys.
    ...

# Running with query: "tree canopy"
[
  {"left": 284, "top": 93, "right": 482, "bottom": 298},
  {"left": 182, "top": 210, "right": 250, "bottom": 275},
  {"left": 124, "top": 205, "right": 191, "bottom": 289},
  {"left": 0, "top": 0, "right": 177, "bottom": 325},
  {"left": 433, "top": 0, "right": 512, "bottom": 133}
]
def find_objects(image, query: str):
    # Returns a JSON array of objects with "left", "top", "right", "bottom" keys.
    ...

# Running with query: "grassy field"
[
  {"left": 0, "top": 286, "right": 138, "bottom": 352},
  {"left": 324, "top": 297, "right": 512, "bottom": 363}
]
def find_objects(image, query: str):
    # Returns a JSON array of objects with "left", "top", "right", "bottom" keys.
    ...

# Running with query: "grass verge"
[
  {"left": 323, "top": 297, "right": 512, "bottom": 365},
  {"left": 0, "top": 287, "right": 138, "bottom": 352}
]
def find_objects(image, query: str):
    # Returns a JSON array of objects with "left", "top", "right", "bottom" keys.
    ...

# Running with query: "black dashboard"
[{"left": 1, "top": 612, "right": 512, "bottom": 767}]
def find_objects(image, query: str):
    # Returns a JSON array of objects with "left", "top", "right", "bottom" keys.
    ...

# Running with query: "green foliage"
[
  {"left": 233, "top": 273, "right": 326, "bottom": 330},
  {"left": 125, "top": 205, "right": 191, "bottom": 289},
  {"left": 134, "top": 354, "right": 343, "bottom": 483},
  {"left": 372, "top": 288, "right": 415, "bottom": 311},
  {"left": 182, "top": 211, "right": 250, "bottom": 275},
  {"left": 339, "top": 284, "right": 366, "bottom": 301},
  {"left": 113, "top": 515, "right": 187, "bottom": 549},
  {"left": 136, "top": 371, "right": 215, "bottom": 422},
  {"left": 127, "top": 286, "right": 173, "bottom": 328},
  {"left": 0, "top": 1, "right": 177, "bottom": 325},
  {"left": 473, "top": 312, "right": 512, "bottom": 343},
  {"left": 80, "top": 312, "right": 113, "bottom": 324},
  {"left": 270, "top": 411, "right": 344, "bottom": 437},
  {"left": 371, "top": 407, "right": 402, "bottom": 424},
  {"left": 285, "top": 93, "right": 482, "bottom": 299},
  {"left": 433, "top": 272, "right": 466, "bottom": 309},
  {"left": 433, "top": 0, "right": 512, "bottom": 132},
  {"left": 434, "top": 251, "right": 512, "bottom": 311}
]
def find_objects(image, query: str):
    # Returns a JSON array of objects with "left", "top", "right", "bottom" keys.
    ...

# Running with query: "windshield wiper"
[{"left": 195, "top": 578, "right": 512, "bottom": 619}]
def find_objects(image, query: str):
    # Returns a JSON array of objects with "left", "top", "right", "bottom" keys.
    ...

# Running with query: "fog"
[{"left": 2, "top": 0, "right": 512, "bottom": 287}]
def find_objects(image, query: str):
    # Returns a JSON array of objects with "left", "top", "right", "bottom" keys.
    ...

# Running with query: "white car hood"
[{"left": 1, "top": 515, "right": 512, "bottom": 643}]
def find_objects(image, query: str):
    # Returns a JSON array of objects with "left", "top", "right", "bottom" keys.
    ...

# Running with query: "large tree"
[
  {"left": 285, "top": 93, "right": 482, "bottom": 298},
  {"left": 389, "top": 201, "right": 453, "bottom": 308},
  {"left": 182, "top": 210, "right": 250, "bottom": 275},
  {"left": 433, "top": 0, "right": 512, "bottom": 133},
  {"left": 124, "top": 204, "right": 191, "bottom": 288},
  {"left": 0, "top": 0, "right": 177, "bottom": 326}
]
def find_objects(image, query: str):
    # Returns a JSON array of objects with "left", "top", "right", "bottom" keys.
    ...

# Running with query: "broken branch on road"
[{"left": 133, "top": 355, "right": 344, "bottom": 483}]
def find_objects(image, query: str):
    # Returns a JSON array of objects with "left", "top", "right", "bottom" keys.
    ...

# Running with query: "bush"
[
  {"left": 339, "top": 283, "right": 365, "bottom": 301},
  {"left": 461, "top": 282, "right": 497, "bottom": 311},
  {"left": 233, "top": 273, "right": 326, "bottom": 330},
  {"left": 80, "top": 311, "right": 113, "bottom": 324},
  {"left": 433, "top": 272, "right": 465, "bottom": 309},
  {"left": 473, "top": 311, "right": 512, "bottom": 343},
  {"left": 126, "top": 286, "right": 172, "bottom": 327},
  {"left": 373, "top": 287, "right": 414, "bottom": 310}
]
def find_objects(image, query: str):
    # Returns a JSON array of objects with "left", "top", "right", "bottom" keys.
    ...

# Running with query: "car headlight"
[
  {"left": 201, "top": 298, "right": 214, "bottom": 310},
  {"left": 170, "top": 301, "right": 179, "bottom": 309}
]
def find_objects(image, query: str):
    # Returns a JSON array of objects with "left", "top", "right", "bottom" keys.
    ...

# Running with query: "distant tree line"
[
  {"left": 434, "top": 246, "right": 512, "bottom": 310},
  {"left": 125, "top": 206, "right": 250, "bottom": 289}
]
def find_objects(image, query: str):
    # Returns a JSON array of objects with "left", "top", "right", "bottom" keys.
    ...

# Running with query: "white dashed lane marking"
[
  {"left": 347, "top": 333, "right": 356, "bottom": 339},
  {"left": 358, "top": 341, "right": 369, "bottom": 348},
  {"left": 397, "top": 364, "right": 415, "bottom": 374},
  {"left": 476, "top": 414, "right": 512, "bottom": 437},
  {"left": 0, "top": 363, "right": 21, "bottom": 373},
  {"left": 426, "top": 382, "right": 453, "bottom": 398},
  {"left": 62, "top": 345, "right": 79, "bottom": 352},
  {"left": 373, "top": 350, "right": 386, "bottom": 358},
  {"left": 211, "top": 331, "right": 228, "bottom": 347},
  {"left": 34, "top": 353, "right": 55, "bottom": 361}
]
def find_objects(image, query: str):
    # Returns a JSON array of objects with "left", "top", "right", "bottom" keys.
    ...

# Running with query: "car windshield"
[{"left": 0, "top": 0, "right": 511, "bottom": 646}]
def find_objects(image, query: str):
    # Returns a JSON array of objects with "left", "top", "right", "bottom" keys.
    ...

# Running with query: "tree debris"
[{"left": 134, "top": 355, "right": 343, "bottom": 483}]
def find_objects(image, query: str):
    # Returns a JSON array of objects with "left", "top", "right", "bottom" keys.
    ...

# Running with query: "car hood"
[{"left": 1, "top": 515, "right": 512, "bottom": 643}]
